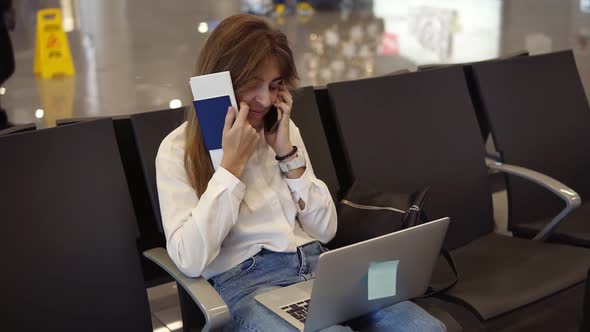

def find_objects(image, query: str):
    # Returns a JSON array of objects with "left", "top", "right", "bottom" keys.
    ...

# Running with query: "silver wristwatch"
[{"left": 278, "top": 150, "right": 307, "bottom": 173}]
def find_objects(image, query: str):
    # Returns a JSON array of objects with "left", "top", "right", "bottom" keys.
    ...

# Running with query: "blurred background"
[{"left": 1, "top": 0, "right": 589, "bottom": 129}]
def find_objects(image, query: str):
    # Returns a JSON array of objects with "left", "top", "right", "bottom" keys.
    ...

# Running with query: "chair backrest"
[
  {"left": 327, "top": 67, "right": 494, "bottom": 249},
  {"left": 0, "top": 123, "right": 35, "bottom": 136},
  {"left": 470, "top": 50, "right": 590, "bottom": 226},
  {"left": 0, "top": 119, "right": 152, "bottom": 331},
  {"left": 56, "top": 116, "right": 107, "bottom": 126},
  {"left": 56, "top": 117, "right": 157, "bottom": 239},
  {"left": 313, "top": 86, "right": 353, "bottom": 198},
  {"left": 383, "top": 69, "right": 411, "bottom": 76},
  {"left": 419, "top": 52, "right": 530, "bottom": 141},
  {"left": 130, "top": 107, "right": 187, "bottom": 233},
  {"left": 291, "top": 86, "right": 340, "bottom": 199},
  {"left": 57, "top": 115, "right": 172, "bottom": 286},
  {"left": 418, "top": 51, "right": 530, "bottom": 71}
]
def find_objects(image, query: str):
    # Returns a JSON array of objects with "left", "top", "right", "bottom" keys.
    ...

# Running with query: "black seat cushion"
[
  {"left": 420, "top": 282, "right": 587, "bottom": 331},
  {"left": 440, "top": 233, "right": 590, "bottom": 319},
  {"left": 486, "top": 282, "right": 585, "bottom": 332},
  {"left": 414, "top": 297, "right": 481, "bottom": 332},
  {"left": 511, "top": 203, "right": 590, "bottom": 248}
]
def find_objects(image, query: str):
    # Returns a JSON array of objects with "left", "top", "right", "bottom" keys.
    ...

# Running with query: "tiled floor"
[{"left": 147, "top": 282, "right": 183, "bottom": 332}]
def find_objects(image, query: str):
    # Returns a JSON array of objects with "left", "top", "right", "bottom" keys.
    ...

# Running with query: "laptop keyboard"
[{"left": 281, "top": 299, "right": 310, "bottom": 323}]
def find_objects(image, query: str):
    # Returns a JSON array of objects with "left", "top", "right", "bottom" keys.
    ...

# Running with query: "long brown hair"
[{"left": 185, "top": 14, "right": 299, "bottom": 196}]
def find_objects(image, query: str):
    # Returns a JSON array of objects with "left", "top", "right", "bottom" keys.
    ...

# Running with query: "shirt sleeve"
[
  {"left": 156, "top": 143, "right": 245, "bottom": 278},
  {"left": 283, "top": 121, "right": 337, "bottom": 244}
]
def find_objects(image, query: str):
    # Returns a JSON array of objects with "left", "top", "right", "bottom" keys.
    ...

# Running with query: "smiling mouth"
[{"left": 249, "top": 109, "right": 266, "bottom": 117}]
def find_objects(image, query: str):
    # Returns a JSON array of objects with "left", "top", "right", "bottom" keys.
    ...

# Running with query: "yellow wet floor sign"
[{"left": 34, "top": 8, "right": 75, "bottom": 79}]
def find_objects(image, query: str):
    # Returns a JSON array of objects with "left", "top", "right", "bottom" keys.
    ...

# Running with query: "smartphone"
[
  {"left": 264, "top": 105, "right": 280, "bottom": 134},
  {"left": 264, "top": 89, "right": 283, "bottom": 134}
]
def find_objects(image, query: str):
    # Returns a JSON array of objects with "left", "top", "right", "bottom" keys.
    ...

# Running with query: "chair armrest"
[
  {"left": 143, "top": 247, "right": 230, "bottom": 331},
  {"left": 485, "top": 151, "right": 501, "bottom": 162},
  {"left": 485, "top": 158, "right": 581, "bottom": 241}
]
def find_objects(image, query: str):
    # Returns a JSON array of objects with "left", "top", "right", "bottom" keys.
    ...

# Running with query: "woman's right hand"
[{"left": 220, "top": 102, "right": 260, "bottom": 179}]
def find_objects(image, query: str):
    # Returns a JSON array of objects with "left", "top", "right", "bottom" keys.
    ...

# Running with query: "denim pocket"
[
  {"left": 306, "top": 241, "right": 329, "bottom": 255},
  {"left": 319, "top": 243, "right": 330, "bottom": 254},
  {"left": 213, "top": 256, "right": 258, "bottom": 292}
]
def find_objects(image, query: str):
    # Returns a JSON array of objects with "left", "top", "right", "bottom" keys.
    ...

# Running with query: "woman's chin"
[{"left": 248, "top": 118, "right": 263, "bottom": 131}]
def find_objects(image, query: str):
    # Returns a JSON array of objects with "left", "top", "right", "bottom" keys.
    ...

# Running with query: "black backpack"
[{"left": 328, "top": 181, "right": 457, "bottom": 296}]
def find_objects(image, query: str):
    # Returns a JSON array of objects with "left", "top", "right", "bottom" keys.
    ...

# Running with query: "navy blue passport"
[{"left": 193, "top": 95, "right": 232, "bottom": 150}]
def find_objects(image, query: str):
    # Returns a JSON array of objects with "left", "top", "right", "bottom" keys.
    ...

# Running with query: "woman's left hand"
[{"left": 265, "top": 87, "right": 294, "bottom": 157}]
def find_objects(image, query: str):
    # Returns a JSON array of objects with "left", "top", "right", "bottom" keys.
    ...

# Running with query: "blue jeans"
[{"left": 210, "top": 241, "right": 446, "bottom": 331}]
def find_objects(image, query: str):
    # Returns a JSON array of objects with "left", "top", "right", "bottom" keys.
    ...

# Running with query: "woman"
[{"left": 156, "top": 13, "right": 446, "bottom": 332}]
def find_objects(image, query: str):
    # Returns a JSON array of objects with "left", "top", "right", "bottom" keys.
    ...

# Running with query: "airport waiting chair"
[
  {"left": 57, "top": 114, "right": 174, "bottom": 287},
  {"left": 128, "top": 107, "right": 221, "bottom": 332},
  {"left": 417, "top": 50, "right": 529, "bottom": 71},
  {"left": 418, "top": 50, "right": 529, "bottom": 144},
  {"left": 0, "top": 119, "right": 152, "bottom": 331},
  {"left": 297, "top": 87, "right": 467, "bottom": 330},
  {"left": 310, "top": 70, "right": 417, "bottom": 199},
  {"left": 56, "top": 116, "right": 108, "bottom": 126},
  {"left": 291, "top": 86, "right": 340, "bottom": 199},
  {"left": 129, "top": 107, "right": 188, "bottom": 234},
  {"left": 326, "top": 67, "right": 590, "bottom": 326},
  {"left": 383, "top": 69, "right": 412, "bottom": 76},
  {"left": 313, "top": 86, "right": 354, "bottom": 199},
  {"left": 469, "top": 50, "right": 590, "bottom": 248},
  {"left": 0, "top": 122, "right": 35, "bottom": 136}
]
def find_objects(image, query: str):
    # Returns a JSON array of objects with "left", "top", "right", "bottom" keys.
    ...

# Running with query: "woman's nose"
[{"left": 255, "top": 88, "right": 273, "bottom": 108}]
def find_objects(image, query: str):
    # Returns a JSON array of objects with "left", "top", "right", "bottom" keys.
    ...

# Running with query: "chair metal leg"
[
  {"left": 581, "top": 269, "right": 590, "bottom": 332},
  {"left": 178, "top": 281, "right": 207, "bottom": 332}
]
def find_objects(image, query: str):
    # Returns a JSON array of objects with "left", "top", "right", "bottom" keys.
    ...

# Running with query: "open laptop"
[{"left": 255, "top": 217, "right": 450, "bottom": 332}]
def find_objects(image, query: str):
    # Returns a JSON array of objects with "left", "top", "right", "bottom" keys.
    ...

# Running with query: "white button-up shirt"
[{"left": 156, "top": 120, "right": 337, "bottom": 279}]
